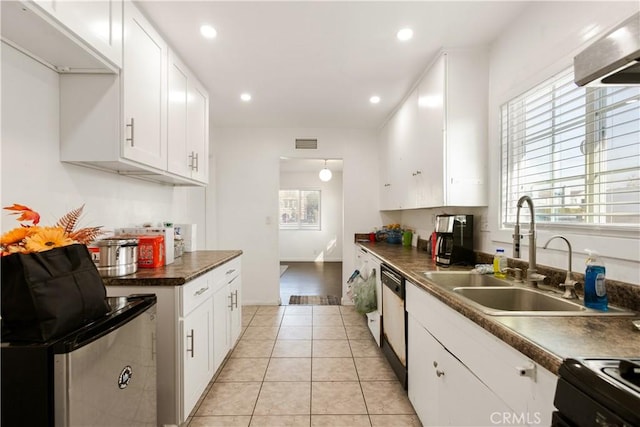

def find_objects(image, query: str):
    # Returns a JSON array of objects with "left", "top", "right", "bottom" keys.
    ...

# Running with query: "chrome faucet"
[
  {"left": 513, "top": 195, "right": 546, "bottom": 287},
  {"left": 543, "top": 235, "right": 578, "bottom": 299}
]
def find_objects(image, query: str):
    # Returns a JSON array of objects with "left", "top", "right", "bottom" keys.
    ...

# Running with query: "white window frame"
[
  {"left": 279, "top": 189, "right": 321, "bottom": 231},
  {"left": 500, "top": 66, "right": 640, "bottom": 236}
]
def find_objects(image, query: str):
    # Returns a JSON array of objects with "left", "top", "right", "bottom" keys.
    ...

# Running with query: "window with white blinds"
[
  {"left": 279, "top": 189, "right": 321, "bottom": 230},
  {"left": 500, "top": 67, "right": 640, "bottom": 230}
]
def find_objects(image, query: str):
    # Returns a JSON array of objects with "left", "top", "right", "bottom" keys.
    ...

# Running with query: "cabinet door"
[
  {"left": 438, "top": 341, "right": 512, "bottom": 426},
  {"left": 187, "top": 78, "right": 209, "bottom": 183},
  {"left": 122, "top": 1, "right": 167, "bottom": 170},
  {"left": 378, "top": 121, "right": 397, "bottom": 210},
  {"left": 30, "top": 0, "right": 122, "bottom": 69},
  {"left": 408, "top": 315, "right": 440, "bottom": 425},
  {"left": 212, "top": 284, "right": 231, "bottom": 372},
  {"left": 228, "top": 275, "right": 242, "bottom": 347},
  {"left": 182, "top": 298, "right": 213, "bottom": 418},
  {"left": 46, "top": 0, "right": 123, "bottom": 68},
  {"left": 416, "top": 54, "right": 445, "bottom": 207},
  {"left": 167, "top": 51, "right": 190, "bottom": 177}
]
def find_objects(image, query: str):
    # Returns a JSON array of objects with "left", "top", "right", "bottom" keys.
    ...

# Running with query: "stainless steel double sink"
[{"left": 422, "top": 271, "right": 636, "bottom": 316}]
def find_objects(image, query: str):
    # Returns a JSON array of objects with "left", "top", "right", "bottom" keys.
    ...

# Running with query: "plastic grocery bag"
[{"left": 352, "top": 269, "right": 377, "bottom": 314}]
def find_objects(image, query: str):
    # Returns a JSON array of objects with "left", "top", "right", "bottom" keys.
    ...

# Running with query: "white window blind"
[
  {"left": 501, "top": 67, "right": 640, "bottom": 230},
  {"left": 279, "top": 189, "right": 321, "bottom": 230}
]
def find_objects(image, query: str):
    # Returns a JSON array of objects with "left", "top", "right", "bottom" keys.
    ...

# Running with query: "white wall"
[
  {"left": 483, "top": 1, "right": 640, "bottom": 284},
  {"left": 279, "top": 171, "right": 343, "bottom": 262},
  {"left": 1, "top": 45, "right": 207, "bottom": 247},
  {"left": 212, "top": 127, "right": 380, "bottom": 305}
]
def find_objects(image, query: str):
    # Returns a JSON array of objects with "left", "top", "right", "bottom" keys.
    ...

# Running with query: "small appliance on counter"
[
  {"left": 435, "top": 214, "right": 474, "bottom": 266},
  {"left": 1, "top": 294, "right": 157, "bottom": 427},
  {"left": 553, "top": 357, "right": 640, "bottom": 426}
]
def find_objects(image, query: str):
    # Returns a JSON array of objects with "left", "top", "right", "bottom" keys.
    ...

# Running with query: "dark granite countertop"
[
  {"left": 103, "top": 250, "right": 242, "bottom": 287},
  {"left": 357, "top": 242, "right": 640, "bottom": 374}
]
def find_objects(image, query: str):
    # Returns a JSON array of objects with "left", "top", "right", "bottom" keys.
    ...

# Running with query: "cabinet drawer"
[
  {"left": 212, "top": 257, "right": 241, "bottom": 290},
  {"left": 181, "top": 274, "right": 213, "bottom": 316}
]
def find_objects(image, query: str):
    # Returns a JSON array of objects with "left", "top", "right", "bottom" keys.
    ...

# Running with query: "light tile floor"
[{"left": 186, "top": 305, "right": 422, "bottom": 427}]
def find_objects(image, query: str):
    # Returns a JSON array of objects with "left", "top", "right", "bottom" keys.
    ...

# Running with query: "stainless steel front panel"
[{"left": 54, "top": 306, "right": 157, "bottom": 426}]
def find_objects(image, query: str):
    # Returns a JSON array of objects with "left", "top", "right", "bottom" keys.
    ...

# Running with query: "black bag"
[{"left": 1, "top": 244, "right": 110, "bottom": 342}]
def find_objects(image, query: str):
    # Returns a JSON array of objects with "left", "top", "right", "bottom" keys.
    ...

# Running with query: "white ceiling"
[{"left": 136, "top": 1, "right": 530, "bottom": 129}]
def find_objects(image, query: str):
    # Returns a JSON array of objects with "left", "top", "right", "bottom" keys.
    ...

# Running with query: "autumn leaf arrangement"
[{"left": 1, "top": 204, "right": 103, "bottom": 256}]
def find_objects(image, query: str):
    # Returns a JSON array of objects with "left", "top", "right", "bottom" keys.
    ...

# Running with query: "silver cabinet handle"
[
  {"left": 187, "top": 329, "right": 194, "bottom": 357},
  {"left": 233, "top": 289, "right": 239, "bottom": 309},
  {"left": 194, "top": 286, "right": 209, "bottom": 296},
  {"left": 126, "top": 118, "right": 135, "bottom": 146},
  {"left": 194, "top": 152, "right": 199, "bottom": 172},
  {"left": 226, "top": 268, "right": 236, "bottom": 275}
]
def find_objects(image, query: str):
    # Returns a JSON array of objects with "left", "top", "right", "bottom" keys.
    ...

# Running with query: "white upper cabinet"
[
  {"left": 187, "top": 79, "right": 209, "bottom": 183},
  {"left": 59, "top": 0, "right": 208, "bottom": 186},
  {"left": 37, "top": 0, "right": 123, "bottom": 69},
  {"left": 378, "top": 48, "right": 489, "bottom": 209},
  {"left": 168, "top": 50, "right": 210, "bottom": 184},
  {"left": 122, "top": 1, "right": 167, "bottom": 170},
  {"left": 440, "top": 49, "right": 489, "bottom": 206},
  {"left": 415, "top": 54, "right": 446, "bottom": 207},
  {"left": 0, "top": 0, "right": 121, "bottom": 73}
]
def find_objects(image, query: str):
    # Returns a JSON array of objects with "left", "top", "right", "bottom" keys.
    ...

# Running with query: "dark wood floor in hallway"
[{"left": 280, "top": 262, "right": 343, "bottom": 305}]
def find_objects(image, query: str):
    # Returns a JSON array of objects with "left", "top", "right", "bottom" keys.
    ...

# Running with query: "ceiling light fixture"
[
  {"left": 200, "top": 24, "right": 217, "bottom": 39},
  {"left": 396, "top": 28, "right": 414, "bottom": 41},
  {"left": 369, "top": 95, "right": 381, "bottom": 104},
  {"left": 240, "top": 93, "right": 252, "bottom": 102},
  {"left": 319, "top": 160, "right": 332, "bottom": 182}
]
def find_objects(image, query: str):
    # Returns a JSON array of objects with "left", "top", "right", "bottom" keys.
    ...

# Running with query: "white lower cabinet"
[
  {"left": 106, "top": 255, "right": 242, "bottom": 426},
  {"left": 212, "top": 258, "right": 242, "bottom": 371},
  {"left": 408, "top": 315, "right": 511, "bottom": 426},
  {"left": 406, "top": 282, "right": 556, "bottom": 426},
  {"left": 182, "top": 290, "right": 213, "bottom": 417}
]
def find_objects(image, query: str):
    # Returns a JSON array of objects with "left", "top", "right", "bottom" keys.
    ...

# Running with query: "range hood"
[{"left": 574, "top": 12, "right": 640, "bottom": 86}]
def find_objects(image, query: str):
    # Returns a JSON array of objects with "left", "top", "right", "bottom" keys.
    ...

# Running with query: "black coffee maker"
[{"left": 435, "top": 214, "right": 474, "bottom": 266}]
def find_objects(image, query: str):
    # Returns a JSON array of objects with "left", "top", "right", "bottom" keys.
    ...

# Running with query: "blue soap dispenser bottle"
[{"left": 584, "top": 249, "right": 608, "bottom": 311}]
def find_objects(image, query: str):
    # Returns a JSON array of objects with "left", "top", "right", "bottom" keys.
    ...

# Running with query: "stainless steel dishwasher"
[{"left": 381, "top": 263, "right": 407, "bottom": 389}]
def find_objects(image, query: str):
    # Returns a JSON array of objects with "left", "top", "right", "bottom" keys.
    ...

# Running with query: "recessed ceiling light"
[
  {"left": 396, "top": 28, "right": 414, "bottom": 41},
  {"left": 200, "top": 24, "right": 217, "bottom": 39},
  {"left": 240, "top": 93, "right": 252, "bottom": 102},
  {"left": 370, "top": 96, "right": 381, "bottom": 104}
]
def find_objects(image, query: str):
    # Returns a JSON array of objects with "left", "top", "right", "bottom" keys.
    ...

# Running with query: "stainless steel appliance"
[
  {"left": 2, "top": 294, "right": 157, "bottom": 426},
  {"left": 381, "top": 263, "right": 407, "bottom": 389},
  {"left": 95, "top": 237, "right": 139, "bottom": 277},
  {"left": 574, "top": 12, "right": 640, "bottom": 86},
  {"left": 553, "top": 357, "right": 640, "bottom": 426},
  {"left": 435, "top": 214, "right": 474, "bottom": 266}
]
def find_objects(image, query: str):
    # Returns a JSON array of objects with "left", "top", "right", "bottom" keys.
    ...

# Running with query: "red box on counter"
[{"left": 138, "top": 235, "right": 165, "bottom": 268}]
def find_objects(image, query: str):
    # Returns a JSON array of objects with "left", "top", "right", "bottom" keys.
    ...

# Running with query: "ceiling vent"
[{"left": 295, "top": 138, "right": 318, "bottom": 149}]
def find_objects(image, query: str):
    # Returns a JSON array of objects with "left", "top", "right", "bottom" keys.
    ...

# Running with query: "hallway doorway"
[
  {"left": 278, "top": 158, "right": 344, "bottom": 304},
  {"left": 279, "top": 261, "right": 343, "bottom": 305}
]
